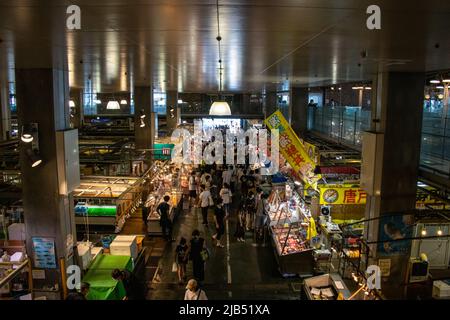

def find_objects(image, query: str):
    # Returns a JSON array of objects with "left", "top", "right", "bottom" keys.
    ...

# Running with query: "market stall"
[
  {"left": 73, "top": 175, "right": 143, "bottom": 233},
  {"left": 267, "top": 184, "right": 316, "bottom": 277},
  {"left": 145, "top": 162, "right": 189, "bottom": 235}
]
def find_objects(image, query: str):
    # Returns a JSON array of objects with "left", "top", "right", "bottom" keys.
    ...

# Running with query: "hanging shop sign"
[
  {"left": 153, "top": 143, "right": 174, "bottom": 160},
  {"left": 265, "top": 110, "right": 321, "bottom": 189},
  {"left": 319, "top": 185, "right": 367, "bottom": 205},
  {"left": 315, "top": 166, "right": 360, "bottom": 175},
  {"left": 416, "top": 190, "right": 450, "bottom": 209}
]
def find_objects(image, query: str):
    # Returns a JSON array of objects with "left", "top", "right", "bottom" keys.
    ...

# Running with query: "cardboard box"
[{"left": 432, "top": 280, "right": 450, "bottom": 299}]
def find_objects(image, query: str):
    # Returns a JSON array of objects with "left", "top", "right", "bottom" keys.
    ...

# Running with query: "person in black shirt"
[
  {"left": 111, "top": 269, "right": 146, "bottom": 300},
  {"left": 188, "top": 230, "right": 206, "bottom": 283},
  {"left": 142, "top": 204, "right": 149, "bottom": 226},
  {"left": 212, "top": 198, "right": 226, "bottom": 248},
  {"left": 157, "top": 195, "right": 174, "bottom": 241},
  {"left": 175, "top": 237, "right": 189, "bottom": 284}
]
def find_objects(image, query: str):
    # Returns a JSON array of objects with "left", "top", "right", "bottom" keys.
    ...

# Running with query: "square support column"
[
  {"left": 265, "top": 91, "right": 277, "bottom": 118},
  {"left": 166, "top": 90, "right": 179, "bottom": 134},
  {"left": 0, "top": 83, "right": 11, "bottom": 140},
  {"left": 134, "top": 86, "right": 153, "bottom": 150},
  {"left": 291, "top": 87, "right": 309, "bottom": 137},
  {"left": 16, "top": 68, "right": 75, "bottom": 299},
  {"left": 70, "top": 88, "right": 83, "bottom": 129},
  {"left": 361, "top": 72, "right": 425, "bottom": 299}
]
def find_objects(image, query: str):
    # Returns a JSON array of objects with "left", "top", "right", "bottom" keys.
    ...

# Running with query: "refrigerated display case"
[{"left": 268, "top": 187, "right": 315, "bottom": 277}]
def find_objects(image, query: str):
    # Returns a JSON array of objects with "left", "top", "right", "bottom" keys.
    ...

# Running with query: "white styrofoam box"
[
  {"left": 114, "top": 235, "right": 137, "bottom": 244},
  {"left": 10, "top": 252, "right": 25, "bottom": 263},
  {"left": 433, "top": 281, "right": 450, "bottom": 299},
  {"left": 110, "top": 241, "right": 138, "bottom": 260},
  {"left": 77, "top": 243, "right": 92, "bottom": 270},
  {"left": 8, "top": 223, "right": 26, "bottom": 241}
]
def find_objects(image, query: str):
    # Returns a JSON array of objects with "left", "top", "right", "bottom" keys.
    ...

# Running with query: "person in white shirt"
[
  {"left": 219, "top": 183, "right": 232, "bottom": 217},
  {"left": 201, "top": 171, "right": 211, "bottom": 186},
  {"left": 198, "top": 185, "right": 213, "bottom": 225},
  {"left": 222, "top": 166, "right": 233, "bottom": 185},
  {"left": 184, "top": 279, "right": 208, "bottom": 300}
]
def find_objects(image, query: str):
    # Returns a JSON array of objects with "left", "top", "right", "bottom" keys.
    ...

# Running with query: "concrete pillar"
[
  {"left": 361, "top": 72, "right": 425, "bottom": 299},
  {"left": 70, "top": 88, "right": 83, "bottom": 129},
  {"left": 0, "top": 83, "right": 11, "bottom": 140},
  {"left": 166, "top": 90, "right": 179, "bottom": 134},
  {"left": 291, "top": 87, "right": 309, "bottom": 137},
  {"left": 134, "top": 86, "right": 153, "bottom": 150},
  {"left": 16, "top": 68, "right": 75, "bottom": 299},
  {"left": 242, "top": 93, "right": 251, "bottom": 114},
  {"left": 265, "top": 92, "right": 277, "bottom": 118}
]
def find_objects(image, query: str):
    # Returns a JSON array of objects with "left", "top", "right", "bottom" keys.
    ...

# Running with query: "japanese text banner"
[
  {"left": 265, "top": 110, "right": 320, "bottom": 188},
  {"left": 320, "top": 186, "right": 367, "bottom": 205}
]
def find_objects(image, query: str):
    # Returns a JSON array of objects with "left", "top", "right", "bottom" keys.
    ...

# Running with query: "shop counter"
[
  {"left": 270, "top": 231, "right": 314, "bottom": 277},
  {"left": 83, "top": 255, "right": 133, "bottom": 300},
  {"left": 304, "top": 273, "right": 351, "bottom": 300}
]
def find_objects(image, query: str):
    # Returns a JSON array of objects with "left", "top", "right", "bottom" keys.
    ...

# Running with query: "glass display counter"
[{"left": 267, "top": 186, "right": 315, "bottom": 277}]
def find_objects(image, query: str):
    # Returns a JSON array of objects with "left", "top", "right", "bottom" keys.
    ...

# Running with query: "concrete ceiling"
[{"left": 0, "top": 0, "right": 449, "bottom": 93}]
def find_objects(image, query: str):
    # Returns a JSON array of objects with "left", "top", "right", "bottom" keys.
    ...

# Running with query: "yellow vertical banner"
[{"left": 265, "top": 110, "right": 320, "bottom": 189}]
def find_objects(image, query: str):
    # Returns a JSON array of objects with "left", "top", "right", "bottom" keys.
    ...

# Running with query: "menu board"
[{"left": 32, "top": 237, "right": 57, "bottom": 269}]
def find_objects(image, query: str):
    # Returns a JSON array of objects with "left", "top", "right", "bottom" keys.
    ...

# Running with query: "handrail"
[{"left": 0, "top": 259, "right": 29, "bottom": 289}]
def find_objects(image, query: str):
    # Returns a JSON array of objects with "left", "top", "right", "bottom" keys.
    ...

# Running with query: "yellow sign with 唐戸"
[
  {"left": 320, "top": 185, "right": 367, "bottom": 205},
  {"left": 265, "top": 110, "right": 320, "bottom": 189}
]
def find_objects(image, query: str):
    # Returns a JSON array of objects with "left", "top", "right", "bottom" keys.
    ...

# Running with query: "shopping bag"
[
  {"left": 172, "top": 262, "right": 178, "bottom": 272},
  {"left": 200, "top": 248, "right": 210, "bottom": 262}
]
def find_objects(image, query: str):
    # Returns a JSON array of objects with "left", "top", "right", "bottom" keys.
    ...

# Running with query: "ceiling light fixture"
[
  {"left": 178, "top": 99, "right": 183, "bottom": 104},
  {"left": 436, "top": 86, "right": 444, "bottom": 89},
  {"left": 430, "top": 79, "right": 440, "bottom": 84},
  {"left": 94, "top": 99, "right": 102, "bottom": 104},
  {"left": 106, "top": 100, "right": 121, "bottom": 110},
  {"left": 438, "top": 94, "right": 444, "bottom": 100},
  {"left": 437, "top": 228, "right": 443, "bottom": 236},
  {"left": 69, "top": 100, "right": 76, "bottom": 107},
  {"left": 21, "top": 123, "right": 37, "bottom": 143},
  {"left": 27, "top": 149, "right": 43, "bottom": 168},
  {"left": 209, "top": 0, "right": 231, "bottom": 116},
  {"left": 443, "top": 79, "right": 450, "bottom": 83},
  {"left": 120, "top": 99, "right": 128, "bottom": 105},
  {"left": 425, "top": 94, "right": 431, "bottom": 100}
]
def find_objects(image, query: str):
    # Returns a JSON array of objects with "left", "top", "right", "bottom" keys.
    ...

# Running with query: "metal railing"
[{"left": 308, "top": 106, "right": 371, "bottom": 147}]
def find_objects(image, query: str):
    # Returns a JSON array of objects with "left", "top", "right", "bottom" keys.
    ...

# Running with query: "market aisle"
[{"left": 147, "top": 199, "right": 300, "bottom": 300}]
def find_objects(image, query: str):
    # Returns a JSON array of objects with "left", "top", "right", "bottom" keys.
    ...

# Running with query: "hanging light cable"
[{"left": 209, "top": 0, "right": 231, "bottom": 116}]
